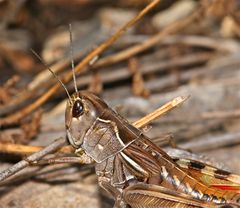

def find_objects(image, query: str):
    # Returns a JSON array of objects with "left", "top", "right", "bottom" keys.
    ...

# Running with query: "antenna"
[
  {"left": 30, "top": 49, "right": 72, "bottom": 103},
  {"left": 69, "top": 23, "right": 78, "bottom": 93}
]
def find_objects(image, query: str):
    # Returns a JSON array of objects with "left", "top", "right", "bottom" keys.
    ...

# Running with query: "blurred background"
[{"left": 0, "top": 0, "right": 240, "bottom": 207}]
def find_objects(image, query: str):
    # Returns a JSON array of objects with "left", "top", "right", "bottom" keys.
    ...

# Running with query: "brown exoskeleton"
[
  {"left": 30, "top": 57, "right": 240, "bottom": 208},
  {"left": 30, "top": 25, "right": 240, "bottom": 208},
  {"left": 65, "top": 90, "right": 240, "bottom": 208}
]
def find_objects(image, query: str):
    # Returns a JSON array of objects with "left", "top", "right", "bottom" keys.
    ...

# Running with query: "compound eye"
[{"left": 72, "top": 100, "right": 84, "bottom": 118}]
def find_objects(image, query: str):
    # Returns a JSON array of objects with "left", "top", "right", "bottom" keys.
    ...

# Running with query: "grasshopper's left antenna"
[
  {"left": 69, "top": 23, "right": 78, "bottom": 94},
  {"left": 31, "top": 49, "right": 72, "bottom": 104}
]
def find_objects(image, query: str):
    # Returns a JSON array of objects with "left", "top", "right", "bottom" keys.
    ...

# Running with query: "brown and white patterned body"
[{"left": 65, "top": 91, "right": 240, "bottom": 208}]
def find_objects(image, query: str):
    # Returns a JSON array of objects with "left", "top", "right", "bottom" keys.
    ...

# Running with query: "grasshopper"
[
  {"left": 64, "top": 90, "right": 240, "bottom": 208},
  {"left": 28, "top": 25, "right": 240, "bottom": 208}
]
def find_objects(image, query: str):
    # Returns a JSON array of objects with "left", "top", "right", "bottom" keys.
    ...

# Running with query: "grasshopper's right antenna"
[
  {"left": 69, "top": 23, "right": 78, "bottom": 94},
  {"left": 31, "top": 49, "right": 72, "bottom": 104}
]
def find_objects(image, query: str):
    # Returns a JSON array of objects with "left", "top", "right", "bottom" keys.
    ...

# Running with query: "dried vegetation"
[{"left": 0, "top": 0, "right": 240, "bottom": 207}]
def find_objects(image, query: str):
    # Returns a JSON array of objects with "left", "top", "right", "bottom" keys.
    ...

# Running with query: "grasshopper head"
[{"left": 65, "top": 91, "right": 108, "bottom": 150}]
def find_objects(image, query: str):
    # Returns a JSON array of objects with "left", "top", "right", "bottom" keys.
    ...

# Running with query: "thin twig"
[
  {"left": 202, "top": 109, "right": 240, "bottom": 119},
  {"left": 133, "top": 96, "right": 188, "bottom": 128},
  {"left": 0, "top": 142, "right": 73, "bottom": 155},
  {"left": 94, "top": 8, "right": 204, "bottom": 68},
  {"left": 180, "top": 131, "right": 240, "bottom": 152},
  {"left": 73, "top": 0, "right": 162, "bottom": 74},
  {"left": 0, "top": 137, "right": 67, "bottom": 182}
]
